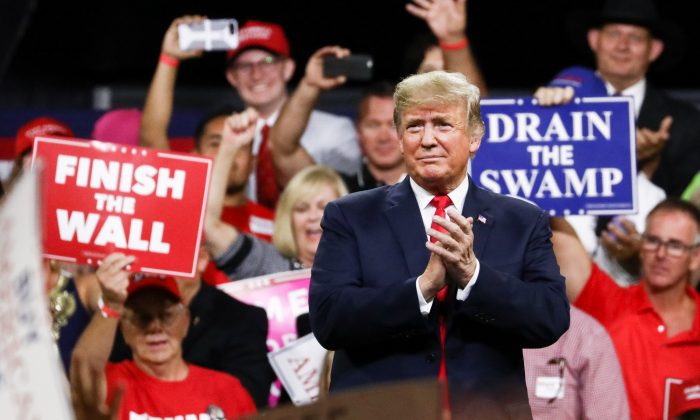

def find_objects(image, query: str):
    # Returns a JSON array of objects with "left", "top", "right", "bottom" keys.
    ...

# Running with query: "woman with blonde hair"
[{"left": 204, "top": 108, "right": 347, "bottom": 280}]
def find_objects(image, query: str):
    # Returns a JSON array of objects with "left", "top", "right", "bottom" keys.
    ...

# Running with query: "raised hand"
[
  {"left": 637, "top": 116, "right": 672, "bottom": 161},
  {"left": 600, "top": 218, "right": 641, "bottom": 261},
  {"left": 406, "top": 0, "right": 467, "bottom": 43},
  {"left": 302, "top": 46, "right": 350, "bottom": 91},
  {"left": 534, "top": 86, "right": 575, "bottom": 106},
  {"left": 96, "top": 253, "right": 135, "bottom": 312},
  {"left": 222, "top": 108, "right": 259, "bottom": 151}
]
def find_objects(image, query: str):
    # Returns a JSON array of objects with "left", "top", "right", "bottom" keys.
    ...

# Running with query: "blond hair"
[
  {"left": 273, "top": 165, "right": 348, "bottom": 259},
  {"left": 393, "top": 70, "right": 484, "bottom": 138}
]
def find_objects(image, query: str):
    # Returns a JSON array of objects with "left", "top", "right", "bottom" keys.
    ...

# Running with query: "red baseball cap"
[
  {"left": 226, "top": 20, "right": 290, "bottom": 64},
  {"left": 127, "top": 275, "right": 182, "bottom": 303},
  {"left": 15, "top": 117, "right": 73, "bottom": 158}
]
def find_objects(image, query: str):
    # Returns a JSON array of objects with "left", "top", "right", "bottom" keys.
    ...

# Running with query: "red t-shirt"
[
  {"left": 575, "top": 264, "right": 700, "bottom": 420},
  {"left": 203, "top": 201, "right": 275, "bottom": 285},
  {"left": 106, "top": 361, "right": 256, "bottom": 420}
]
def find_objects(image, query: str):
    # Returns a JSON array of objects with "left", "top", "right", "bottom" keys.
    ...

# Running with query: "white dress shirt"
[
  {"left": 605, "top": 78, "right": 646, "bottom": 118},
  {"left": 409, "top": 174, "right": 481, "bottom": 315}
]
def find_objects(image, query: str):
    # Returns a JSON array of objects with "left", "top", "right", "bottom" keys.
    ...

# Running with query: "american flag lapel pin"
[{"left": 478, "top": 214, "right": 487, "bottom": 224}]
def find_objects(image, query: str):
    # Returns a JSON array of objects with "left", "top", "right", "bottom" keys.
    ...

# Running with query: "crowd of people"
[{"left": 2, "top": 0, "right": 700, "bottom": 418}]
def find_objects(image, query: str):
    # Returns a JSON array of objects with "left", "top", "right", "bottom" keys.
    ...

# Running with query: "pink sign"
[{"left": 218, "top": 269, "right": 311, "bottom": 353}]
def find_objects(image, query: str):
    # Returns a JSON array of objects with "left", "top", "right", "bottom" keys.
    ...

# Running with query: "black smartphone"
[{"left": 323, "top": 55, "right": 373, "bottom": 81}]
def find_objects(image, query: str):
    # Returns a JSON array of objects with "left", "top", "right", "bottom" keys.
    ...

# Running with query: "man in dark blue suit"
[{"left": 309, "top": 71, "right": 569, "bottom": 419}]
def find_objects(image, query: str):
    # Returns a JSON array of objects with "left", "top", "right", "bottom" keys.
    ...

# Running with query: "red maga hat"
[{"left": 226, "top": 20, "right": 290, "bottom": 64}]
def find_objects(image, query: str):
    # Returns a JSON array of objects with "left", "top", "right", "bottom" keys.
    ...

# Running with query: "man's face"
[
  {"left": 121, "top": 290, "right": 189, "bottom": 366},
  {"left": 196, "top": 116, "right": 252, "bottom": 194},
  {"left": 225, "top": 49, "right": 294, "bottom": 114},
  {"left": 398, "top": 102, "right": 480, "bottom": 193},
  {"left": 588, "top": 23, "right": 663, "bottom": 87},
  {"left": 640, "top": 210, "right": 700, "bottom": 292},
  {"left": 358, "top": 96, "right": 403, "bottom": 171}
]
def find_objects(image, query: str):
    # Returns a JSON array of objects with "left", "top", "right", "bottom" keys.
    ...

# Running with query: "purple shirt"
[{"left": 523, "top": 306, "right": 630, "bottom": 420}]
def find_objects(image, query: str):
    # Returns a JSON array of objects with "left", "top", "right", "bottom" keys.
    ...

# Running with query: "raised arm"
[
  {"left": 204, "top": 108, "right": 257, "bottom": 258},
  {"left": 267, "top": 46, "right": 349, "bottom": 187},
  {"left": 70, "top": 253, "right": 134, "bottom": 420},
  {"left": 550, "top": 217, "right": 592, "bottom": 302},
  {"left": 140, "top": 16, "right": 205, "bottom": 150},
  {"left": 407, "top": 0, "right": 488, "bottom": 96}
]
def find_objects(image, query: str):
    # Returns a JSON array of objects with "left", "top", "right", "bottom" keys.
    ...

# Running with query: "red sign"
[{"left": 32, "top": 136, "right": 212, "bottom": 277}]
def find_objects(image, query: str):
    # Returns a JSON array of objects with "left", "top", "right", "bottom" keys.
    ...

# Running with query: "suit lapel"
[
  {"left": 182, "top": 284, "right": 211, "bottom": 350},
  {"left": 384, "top": 178, "right": 430, "bottom": 278},
  {"left": 462, "top": 177, "right": 494, "bottom": 260}
]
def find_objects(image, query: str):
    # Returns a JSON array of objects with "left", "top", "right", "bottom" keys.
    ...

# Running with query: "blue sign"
[{"left": 472, "top": 97, "right": 637, "bottom": 216}]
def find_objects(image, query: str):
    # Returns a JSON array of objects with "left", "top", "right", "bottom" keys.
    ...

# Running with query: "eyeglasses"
[
  {"left": 229, "top": 55, "right": 282, "bottom": 76},
  {"left": 123, "top": 303, "right": 185, "bottom": 330},
  {"left": 640, "top": 234, "right": 699, "bottom": 257}
]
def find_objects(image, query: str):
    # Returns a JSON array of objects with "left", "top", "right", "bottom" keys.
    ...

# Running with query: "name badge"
[{"left": 535, "top": 376, "right": 565, "bottom": 399}]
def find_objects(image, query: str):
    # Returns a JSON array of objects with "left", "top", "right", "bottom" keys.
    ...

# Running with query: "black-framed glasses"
[
  {"left": 123, "top": 303, "right": 185, "bottom": 330},
  {"left": 547, "top": 357, "right": 566, "bottom": 404},
  {"left": 640, "top": 234, "right": 699, "bottom": 258},
  {"left": 228, "top": 55, "right": 282, "bottom": 76}
]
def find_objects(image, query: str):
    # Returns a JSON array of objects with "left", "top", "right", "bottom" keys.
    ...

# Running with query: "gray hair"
[{"left": 393, "top": 71, "right": 484, "bottom": 137}]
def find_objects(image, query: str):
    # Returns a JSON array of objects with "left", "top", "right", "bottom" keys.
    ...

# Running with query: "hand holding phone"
[
  {"left": 323, "top": 54, "right": 374, "bottom": 81},
  {"left": 178, "top": 19, "right": 238, "bottom": 51}
]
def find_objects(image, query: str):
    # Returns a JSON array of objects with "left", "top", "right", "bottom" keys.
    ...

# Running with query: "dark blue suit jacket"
[{"left": 309, "top": 176, "right": 569, "bottom": 418}]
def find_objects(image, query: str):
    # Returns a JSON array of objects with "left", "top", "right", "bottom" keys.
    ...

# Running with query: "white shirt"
[
  {"left": 409, "top": 174, "right": 481, "bottom": 315},
  {"left": 605, "top": 78, "right": 646, "bottom": 118},
  {"left": 245, "top": 109, "right": 361, "bottom": 203}
]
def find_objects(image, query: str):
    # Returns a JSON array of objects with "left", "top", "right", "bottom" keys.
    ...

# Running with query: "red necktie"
[
  {"left": 256, "top": 124, "right": 280, "bottom": 209},
  {"left": 429, "top": 195, "right": 452, "bottom": 382}
]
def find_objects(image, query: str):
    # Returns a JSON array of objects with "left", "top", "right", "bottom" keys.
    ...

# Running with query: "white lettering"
[
  {"left": 541, "top": 113, "right": 570, "bottom": 141},
  {"left": 288, "top": 289, "right": 309, "bottom": 318},
  {"left": 502, "top": 169, "right": 539, "bottom": 197},
  {"left": 148, "top": 222, "right": 171, "bottom": 254},
  {"left": 53, "top": 155, "right": 185, "bottom": 199},
  {"left": 94, "top": 216, "right": 127, "bottom": 248},
  {"left": 563, "top": 168, "right": 599, "bottom": 197},
  {"left": 155, "top": 168, "right": 185, "bottom": 200},
  {"left": 89, "top": 159, "right": 120, "bottom": 190},
  {"left": 535, "top": 170, "right": 563, "bottom": 198},
  {"left": 485, "top": 111, "right": 613, "bottom": 142},
  {"left": 600, "top": 168, "right": 623, "bottom": 196},
  {"left": 481, "top": 168, "right": 623, "bottom": 199},
  {"left": 55, "top": 155, "right": 77, "bottom": 184},
  {"left": 133, "top": 165, "right": 157, "bottom": 196},
  {"left": 479, "top": 170, "right": 502, "bottom": 193},
  {"left": 485, "top": 114, "right": 514, "bottom": 142},
  {"left": 587, "top": 111, "right": 612, "bottom": 140},
  {"left": 56, "top": 210, "right": 99, "bottom": 243},
  {"left": 516, "top": 113, "right": 542, "bottom": 141}
]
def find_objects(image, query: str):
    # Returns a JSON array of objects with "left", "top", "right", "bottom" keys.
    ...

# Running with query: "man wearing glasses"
[
  {"left": 551, "top": 198, "right": 700, "bottom": 419},
  {"left": 224, "top": 21, "right": 360, "bottom": 209},
  {"left": 143, "top": 17, "right": 360, "bottom": 210},
  {"left": 70, "top": 253, "right": 256, "bottom": 420}
]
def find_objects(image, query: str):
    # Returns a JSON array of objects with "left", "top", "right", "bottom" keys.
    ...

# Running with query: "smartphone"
[
  {"left": 323, "top": 55, "right": 373, "bottom": 81},
  {"left": 595, "top": 216, "right": 628, "bottom": 240},
  {"left": 178, "top": 19, "right": 238, "bottom": 51}
]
